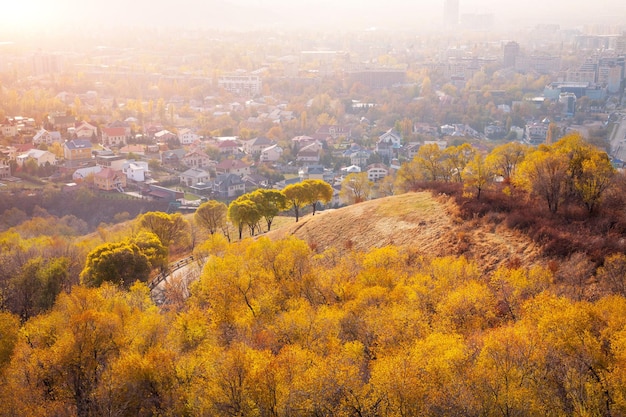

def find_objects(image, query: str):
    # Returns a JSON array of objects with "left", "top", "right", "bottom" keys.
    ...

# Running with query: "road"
[
  {"left": 609, "top": 113, "right": 626, "bottom": 163},
  {"left": 149, "top": 256, "right": 203, "bottom": 305}
]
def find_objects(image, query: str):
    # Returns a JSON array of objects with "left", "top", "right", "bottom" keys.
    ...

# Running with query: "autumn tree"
[
  {"left": 137, "top": 211, "right": 190, "bottom": 252},
  {"left": 415, "top": 143, "right": 444, "bottom": 181},
  {"left": 194, "top": 200, "right": 227, "bottom": 235},
  {"left": 514, "top": 147, "right": 569, "bottom": 213},
  {"left": 283, "top": 182, "right": 309, "bottom": 222},
  {"left": 249, "top": 188, "right": 288, "bottom": 231},
  {"left": 463, "top": 152, "right": 493, "bottom": 199},
  {"left": 228, "top": 197, "right": 261, "bottom": 239},
  {"left": 340, "top": 172, "right": 373, "bottom": 204},
  {"left": 302, "top": 179, "right": 333, "bottom": 216},
  {"left": 486, "top": 141, "right": 528, "bottom": 181}
]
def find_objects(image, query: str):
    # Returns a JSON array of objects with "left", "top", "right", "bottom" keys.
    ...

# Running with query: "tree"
[
  {"left": 302, "top": 179, "right": 333, "bottom": 216},
  {"left": 415, "top": 143, "right": 444, "bottom": 181},
  {"left": 137, "top": 211, "right": 189, "bottom": 250},
  {"left": 575, "top": 151, "right": 615, "bottom": 214},
  {"left": 195, "top": 200, "right": 228, "bottom": 235},
  {"left": 80, "top": 241, "right": 152, "bottom": 287},
  {"left": 283, "top": 182, "right": 309, "bottom": 223},
  {"left": 340, "top": 173, "right": 373, "bottom": 205},
  {"left": 486, "top": 142, "right": 528, "bottom": 181},
  {"left": 443, "top": 143, "right": 475, "bottom": 183},
  {"left": 514, "top": 148, "right": 569, "bottom": 213},
  {"left": 249, "top": 189, "right": 288, "bottom": 232},
  {"left": 228, "top": 198, "right": 261, "bottom": 239},
  {"left": 463, "top": 153, "right": 493, "bottom": 199}
]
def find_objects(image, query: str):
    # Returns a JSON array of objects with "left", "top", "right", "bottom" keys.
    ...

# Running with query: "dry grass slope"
[{"left": 266, "top": 192, "right": 543, "bottom": 272}]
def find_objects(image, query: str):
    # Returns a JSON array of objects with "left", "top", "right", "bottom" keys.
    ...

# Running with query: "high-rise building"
[
  {"left": 444, "top": 0, "right": 459, "bottom": 28},
  {"left": 503, "top": 41, "right": 520, "bottom": 68}
]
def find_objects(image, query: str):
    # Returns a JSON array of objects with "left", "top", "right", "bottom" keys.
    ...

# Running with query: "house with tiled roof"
[
  {"left": 180, "top": 168, "right": 211, "bottom": 187},
  {"left": 260, "top": 144, "right": 283, "bottom": 162},
  {"left": 64, "top": 139, "right": 93, "bottom": 164},
  {"left": 94, "top": 167, "right": 126, "bottom": 191},
  {"left": 296, "top": 141, "right": 323, "bottom": 164},
  {"left": 16, "top": 149, "right": 57, "bottom": 167},
  {"left": 366, "top": 163, "right": 389, "bottom": 182},
  {"left": 215, "top": 158, "right": 251, "bottom": 176},
  {"left": 154, "top": 130, "right": 177, "bottom": 142},
  {"left": 182, "top": 150, "right": 215, "bottom": 169},
  {"left": 161, "top": 149, "right": 188, "bottom": 166},
  {"left": 213, "top": 173, "right": 245, "bottom": 199},
  {"left": 48, "top": 114, "right": 76, "bottom": 131},
  {"left": 74, "top": 121, "right": 98, "bottom": 139},
  {"left": 243, "top": 136, "right": 275, "bottom": 156},
  {"left": 33, "top": 129, "right": 62, "bottom": 146},
  {"left": 101, "top": 127, "right": 127, "bottom": 147},
  {"left": 217, "top": 140, "right": 241, "bottom": 156},
  {"left": 0, "top": 119, "right": 18, "bottom": 138},
  {"left": 178, "top": 128, "right": 200, "bottom": 145}
]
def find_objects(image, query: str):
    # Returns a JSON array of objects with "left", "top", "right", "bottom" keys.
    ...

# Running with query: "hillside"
[{"left": 266, "top": 191, "right": 543, "bottom": 272}]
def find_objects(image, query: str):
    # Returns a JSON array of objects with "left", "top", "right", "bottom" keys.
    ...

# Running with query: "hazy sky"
[{"left": 1, "top": 0, "right": 625, "bottom": 34}]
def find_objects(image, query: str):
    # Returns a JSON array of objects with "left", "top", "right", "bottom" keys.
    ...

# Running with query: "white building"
[
  {"left": 218, "top": 71, "right": 262, "bottom": 97},
  {"left": 123, "top": 160, "right": 150, "bottom": 182},
  {"left": 260, "top": 144, "right": 283, "bottom": 162}
]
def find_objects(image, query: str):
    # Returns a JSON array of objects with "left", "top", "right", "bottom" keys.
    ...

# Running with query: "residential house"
[
  {"left": 367, "top": 163, "right": 389, "bottom": 182},
  {"left": 101, "top": 126, "right": 127, "bottom": 147},
  {"left": 217, "top": 140, "right": 240, "bottom": 156},
  {"left": 0, "top": 161, "right": 10, "bottom": 179},
  {"left": 242, "top": 173, "right": 269, "bottom": 190},
  {"left": 96, "top": 154, "right": 126, "bottom": 171},
  {"left": 178, "top": 128, "right": 200, "bottom": 145},
  {"left": 0, "top": 120, "right": 18, "bottom": 138},
  {"left": 349, "top": 150, "right": 371, "bottom": 167},
  {"left": 48, "top": 114, "right": 76, "bottom": 131},
  {"left": 108, "top": 120, "right": 132, "bottom": 138},
  {"left": 341, "top": 165, "right": 361, "bottom": 174},
  {"left": 375, "top": 141, "right": 395, "bottom": 161},
  {"left": 243, "top": 136, "right": 275, "bottom": 156},
  {"left": 296, "top": 141, "right": 322, "bottom": 164},
  {"left": 154, "top": 130, "right": 177, "bottom": 143},
  {"left": 291, "top": 135, "right": 316, "bottom": 148},
  {"left": 16, "top": 149, "right": 56, "bottom": 167},
  {"left": 180, "top": 168, "right": 211, "bottom": 187},
  {"left": 119, "top": 144, "right": 146, "bottom": 156},
  {"left": 122, "top": 160, "right": 149, "bottom": 182},
  {"left": 403, "top": 143, "right": 421, "bottom": 160},
  {"left": 213, "top": 173, "right": 245, "bottom": 199},
  {"left": 161, "top": 149, "right": 188, "bottom": 166},
  {"left": 260, "top": 144, "right": 283, "bottom": 162},
  {"left": 215, "top": 159, "right": 251, "bottom": 176},
  {"left": 94, "top": 167, "right": 126, "bottom": 191},
  {"left": 378, "top": 128, "right": 402, "bottom": 147},
  {"left": 299, "top": 165, "right": 326, "bottom": 181},
  {"left": 525, "top": 121, "right": 550, "bottom": 145},
  {"left": 314, "top": 125, "right": 352, "bottom": 142},
  {"left": 72, "top": 166, "right": 102, "bottom": 182},
  {"left": 33, "top": 129, "right": 62, "bottom": 146},
  {"left": 73, "top": 121, "right": 98, "bottom": 139},
  {"left": 182, "top": 150, "right": 215, "bottom": 169},
  {"left": 64, "top": 139, "right": 93, "bottom": 164}
]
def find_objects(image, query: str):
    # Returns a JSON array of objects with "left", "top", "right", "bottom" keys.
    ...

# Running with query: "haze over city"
[{"left": 2, "top": 0, "right": 626, "bottom": 35}]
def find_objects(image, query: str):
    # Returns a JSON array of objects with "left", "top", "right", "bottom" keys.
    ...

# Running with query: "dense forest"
[{"left": 4, "top": 133, "right": 626, "bottom": 416}]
